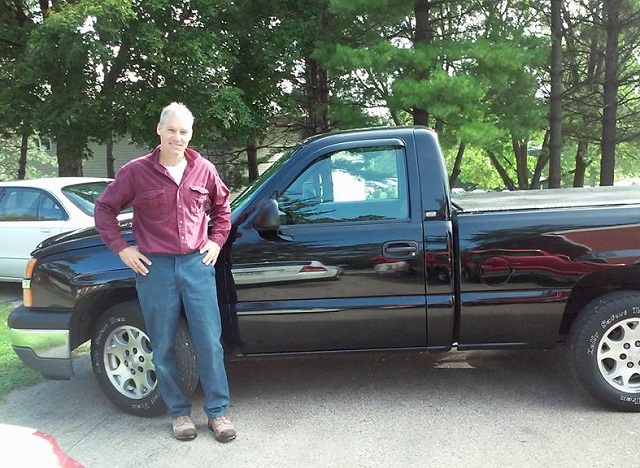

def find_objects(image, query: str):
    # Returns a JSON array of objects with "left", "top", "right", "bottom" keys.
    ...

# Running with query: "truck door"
[{"left": 231, "top": 139, "right": 426, "bottom": 354}]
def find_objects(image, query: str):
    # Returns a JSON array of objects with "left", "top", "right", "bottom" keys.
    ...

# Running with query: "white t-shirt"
[{"left": 162, "top": 158, "right": 187, "bottom": 184}]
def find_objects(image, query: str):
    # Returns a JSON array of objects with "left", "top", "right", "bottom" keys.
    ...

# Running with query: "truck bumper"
[{"left": 8, "top": 305, "right": 73, "bottom": 380}]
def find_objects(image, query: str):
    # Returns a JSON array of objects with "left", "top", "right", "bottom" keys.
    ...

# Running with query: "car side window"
[
  {"left": 0, "top": 188, "right": 64, "bottom": 221},
  {"left": 278, "top": 145, "right": 408, "bottom": 225},
  {"left": 38, "top": 193, "right": 65, "bottom": 220}
]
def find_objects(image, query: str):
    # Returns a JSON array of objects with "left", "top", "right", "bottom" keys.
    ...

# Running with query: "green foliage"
[
  {"left": 321, "top": 0, "right": 553, "bottom": 191},
  {"left": 392, "top": 71, "right": 486, "bottom": 123},
  {"left": 449, "top": 145, "right": 505, "bottom": 191},
  {"left": 0, "top": 136, "right": 57, "bottom": 181},
  {"left": 1, "top": 0, "right": 640, "bottom": 185}
]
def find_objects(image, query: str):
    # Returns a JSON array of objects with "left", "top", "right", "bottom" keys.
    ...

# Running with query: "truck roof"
[{"left": 452, "top": 186, "right": 640, "bottom": 213}]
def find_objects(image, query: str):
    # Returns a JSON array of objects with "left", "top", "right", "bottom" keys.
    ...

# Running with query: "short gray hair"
[{"left": 159, "top": 102, "right": 194, "bottom": 126}]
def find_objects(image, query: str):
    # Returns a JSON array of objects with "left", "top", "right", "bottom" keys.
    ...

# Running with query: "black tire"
[
  {"left": 90, "top": 300, "right": 199, "bottom": 417},
  {"left": 567, "top": 290, "right": 640, "bottom": 411}
]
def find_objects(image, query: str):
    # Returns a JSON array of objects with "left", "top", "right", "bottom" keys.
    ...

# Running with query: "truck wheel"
[
  {"left": 90, "top": 300, "right": 199, "bottom": 417},
  {"left": 567, "top": 290, "right": 640, "bottom": 411}
]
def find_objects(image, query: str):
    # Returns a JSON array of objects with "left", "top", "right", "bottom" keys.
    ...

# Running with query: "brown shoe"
[
  {"left": 172, "top": 415, "right": 197, "bottom": 441},
  {"left": 208, "top": 416, "right": 236, "bottom": 443}
]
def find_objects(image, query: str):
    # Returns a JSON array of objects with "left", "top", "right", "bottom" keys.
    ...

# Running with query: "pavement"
[{"left": 0, "top": 283, "right": 638, "bottom": 467}]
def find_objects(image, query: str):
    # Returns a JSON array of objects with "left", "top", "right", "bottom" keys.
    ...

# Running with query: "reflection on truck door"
[{"left": 232, "top": 143, "right": 427, "bottom": 353}]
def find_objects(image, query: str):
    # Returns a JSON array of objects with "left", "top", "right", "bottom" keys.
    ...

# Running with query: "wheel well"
[
  {"left": 560, "top": 265, "right": 640, "bottom": 336},
  {"left": 68, "top": 285, "right": 238, "bottom": 352},
  {"left": 69, "top": 287, "right": 138, "bottom": 350}
]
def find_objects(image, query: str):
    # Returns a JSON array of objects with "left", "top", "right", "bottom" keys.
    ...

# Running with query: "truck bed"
[{"left": 452, "top": 186, "right": 640, "bottom": 213}]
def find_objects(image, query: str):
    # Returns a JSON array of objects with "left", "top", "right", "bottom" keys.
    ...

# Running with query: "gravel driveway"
[{"left": 0, "top": 345, "right": 637, "bottom": 468}]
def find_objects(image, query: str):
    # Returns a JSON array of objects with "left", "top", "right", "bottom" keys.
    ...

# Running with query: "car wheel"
[
  {"left": 567, "top": 290, "right": 640, "bottom": 411},
  {"left": 90, "top": 300, "right": 199, "bottom": 417}
]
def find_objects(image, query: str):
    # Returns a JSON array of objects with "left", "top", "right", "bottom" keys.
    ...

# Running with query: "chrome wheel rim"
[
  {"left": 103, "top": 325, "right": 156, "bottom": 399},
  {"left": 597, "top": 318, "right": 640, "bottom": 393}
]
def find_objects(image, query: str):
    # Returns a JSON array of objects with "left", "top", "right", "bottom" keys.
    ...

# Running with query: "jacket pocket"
[
  {"left": 189, "top": 186, "right": 209, "bottom": 213},
  {"left": 137, "top": 188, "right": 167, "bottom": 219}
]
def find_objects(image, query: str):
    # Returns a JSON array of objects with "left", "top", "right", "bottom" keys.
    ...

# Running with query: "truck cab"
[{"left": 226, "top": 126, "right": 454, "bottom": 354}]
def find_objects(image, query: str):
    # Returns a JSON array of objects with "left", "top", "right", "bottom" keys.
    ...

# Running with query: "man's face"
[{"left": 156, "top": 112, "right": 193, "bottom": 157}]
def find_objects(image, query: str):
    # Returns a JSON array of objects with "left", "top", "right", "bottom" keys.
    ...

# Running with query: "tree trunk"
[
  {"left": 56, "top": 134, "right": 86, "bottom": 176},
  {"left": 562, "top": 3, "right": 602, "bottom": 184},
  {"left": 246, "top": 133, "right": 259, "bottom": 182},
  {"left": 304, "top": 57, "right": 330, "bottom": 137},
  {"left": 389, "top": 109, "right": 401, "bottom": 126},
  {"left": 412, "top": 0, "right": 432, "bottom": 127},
  {"left": 18, "top": 131, "right": 28, "bottom": 180},
  {"left": 573, "top": 140, "right": 589, "bottom": 187},
  {"left": 412, "top": 108, "right": 429, "bottom": 127},
  {"left": 548, "top": 0, "right": 563, "bottom": 188},
  {"left": 303, "top": 4, "right": 330, "bottom": 138},
  {"left": 530, "top": 131, "right": 550, "bottom": 189},
  {"left": 600, "top": 0, "right": 621, "bottom": 186},
  {"left": 448, "top": 141, "right": 465, "bottom": 188},
  {"left": 106, "top": 132, "right": 115, "bottom": 178},
  {"left": 512, "top": 137, "right": 529, "bottom": 190},
  {"left": 487, "top": 151, "right": 516, "bottom": 191}
]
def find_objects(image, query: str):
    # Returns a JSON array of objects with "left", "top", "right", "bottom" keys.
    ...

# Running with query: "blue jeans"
[{"left": 136, "top": 252, "right": 229, "bottom": 419}]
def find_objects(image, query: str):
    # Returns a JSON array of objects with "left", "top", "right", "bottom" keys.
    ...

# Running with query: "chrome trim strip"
[{"left": 10, "top": 329, "right": 70, "bottom": 359}]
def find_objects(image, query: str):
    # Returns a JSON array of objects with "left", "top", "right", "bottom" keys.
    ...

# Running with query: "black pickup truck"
[{"left": 8, "top": 126, "right": 640, "bottom": 416}]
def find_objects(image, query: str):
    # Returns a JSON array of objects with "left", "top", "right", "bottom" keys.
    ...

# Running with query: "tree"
[
  {"left": 3, "top": 0, "right": 640, "bottom": 188},
  {"left": 548, "top": 0, "right": 564, "bottom": 188},
  {"left": 24, "top": 1, "right": 101, "bottom": 175},
  {"left": 560, "top": 1, "right": 603, "bottom": 187},
  {"left": 559, "top": 0, "right": 640, "bottom": 187},
  {"left": 0, "top": 1, "right": 253, "bottom": 178},
  {"left": 284, "top": 0, "right": 344, "bottom": 137},
  {"left": 210, "top": 0, "right": 310, "bottom": 181},
  {"left": 0, "top": 134, "right": 56, "bottom": 180},
  {"left": 323, "top": 1, "right": 548, "bottom": 190},
  {"left": 0, "top": 0, "right": 41, "bottom": 179},
  {"left": 600, "top": 0, "right": 622, "bottom": 185}
]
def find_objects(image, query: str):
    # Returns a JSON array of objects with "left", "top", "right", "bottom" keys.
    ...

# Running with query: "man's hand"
[
  {"left": 200, "top": 241, "right": 221, "bottom": 266},
  {"left": 118, "top": 246, "right": 152, "bottom": 275}
]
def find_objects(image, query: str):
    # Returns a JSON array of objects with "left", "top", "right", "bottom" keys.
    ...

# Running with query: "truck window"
[{"left": 278, "top": 145, "right": 408, "bottom": 224}]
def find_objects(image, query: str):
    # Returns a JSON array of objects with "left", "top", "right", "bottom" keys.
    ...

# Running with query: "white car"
[{"left": 0, "top": 177, "right": 116, "bottom": 282}]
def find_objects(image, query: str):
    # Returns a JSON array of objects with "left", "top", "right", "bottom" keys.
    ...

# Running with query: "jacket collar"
[{"left": 149, "top": 145, "right": 200, "bottom": 167}]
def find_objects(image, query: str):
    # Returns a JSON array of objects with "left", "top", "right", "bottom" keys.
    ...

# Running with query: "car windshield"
[
  {"left": 62, "top": 181, "right": 132, "bottom": 216},
  {"left": 230, "top": 147, "right": 296, "bottom": 213}
]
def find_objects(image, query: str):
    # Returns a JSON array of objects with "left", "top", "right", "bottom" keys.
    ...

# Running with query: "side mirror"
[{"left": 253, "top": 199, "right": 281, "bottom": 231}]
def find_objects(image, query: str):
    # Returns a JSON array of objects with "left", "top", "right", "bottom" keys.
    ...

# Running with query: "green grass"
[{"left": 0, "top": 302, "right": 41, "bottom": 399}]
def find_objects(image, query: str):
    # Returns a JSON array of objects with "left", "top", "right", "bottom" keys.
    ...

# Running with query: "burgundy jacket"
[{"left": 95, "top": 146, "right": 231, "bottom": 256}]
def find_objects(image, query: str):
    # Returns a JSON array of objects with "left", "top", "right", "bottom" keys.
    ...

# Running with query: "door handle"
[{"left": 382, "top": 241, "right": 419, "bottom": 259}]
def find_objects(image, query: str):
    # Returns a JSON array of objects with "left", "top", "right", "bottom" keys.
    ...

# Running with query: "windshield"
[
  {"left": 230, "top": 147, "right": 296, "bottom": 213},
  {"left": 62, "top": 181, "right": 132, "bottom": 216}
]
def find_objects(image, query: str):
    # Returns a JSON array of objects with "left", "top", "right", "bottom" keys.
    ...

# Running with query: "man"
[{"left": 94, "top": 102, "right": 235, "bottom": 443}]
